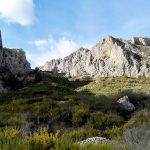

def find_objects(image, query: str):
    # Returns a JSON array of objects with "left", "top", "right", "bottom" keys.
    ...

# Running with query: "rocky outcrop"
[
  {"left": 40, "top": 36, "right": 150, "bottom": 78},
  {"left": 117, "top": 96, "right": 135, "bottom": 111},
  {"left": 131, "top": 37, "right": 150, "bottom": 46},
  {"left": 0, "top": 31, "right": 30, "bottom": 75},
  {"left": 0, "top": 48, "right": 31, "bottom": 75}
]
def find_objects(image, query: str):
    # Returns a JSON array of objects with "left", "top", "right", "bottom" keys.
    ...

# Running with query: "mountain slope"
[{"left": 40, "top": 36, "right": 150, "bottom": 78}]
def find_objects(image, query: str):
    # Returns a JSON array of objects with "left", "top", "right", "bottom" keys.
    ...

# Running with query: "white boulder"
[{"left": 117, "top": 96, "right": 135, "bottom": 111}]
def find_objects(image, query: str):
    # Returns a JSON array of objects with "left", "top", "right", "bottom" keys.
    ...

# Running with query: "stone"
[
  {"left": 117, "top": 96, "right": 135, "bottom": 111},
  {"left": 40, "top": 36, "right": 150, "bottom": 78},
  {"left": 79, "top": 136, "right": 108, "bottom": 145}
]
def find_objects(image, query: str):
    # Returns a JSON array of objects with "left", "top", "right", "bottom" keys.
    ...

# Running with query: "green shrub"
[
  {"left": 88, "top": 112, "right": 123, "bottom": 131},
  {"left": 3, "top": 75, "right": 23, "bottom": 90},
  {"left": 0, "top": 128, "right": 30, "bottom": 150},
  {"left": 102, "top": 126, "right": 123, "bottom": 139},
  {"left": 65, "top": 129, "right": 101, "bottom": 141},
  {"left": 35, "top": 72, "right": 43, "bottom": 82},
  {"left": 123, "top": 109, "right": 150, "bottom": 129},
  {"left": 72, "top": 108, "right": 90, "bottom": 126},
  {"left": 49, "top": 107, "right": 72, "bottom": 124}
]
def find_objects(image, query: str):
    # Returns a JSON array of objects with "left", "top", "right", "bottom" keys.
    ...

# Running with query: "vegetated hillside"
[{"left": 0, "top": 71, "right": 150, "bottom": 150}]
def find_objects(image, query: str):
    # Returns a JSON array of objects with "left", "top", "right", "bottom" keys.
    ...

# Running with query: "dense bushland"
[{"left": 0, "top": 73, "right": 150, "bottom": 149}]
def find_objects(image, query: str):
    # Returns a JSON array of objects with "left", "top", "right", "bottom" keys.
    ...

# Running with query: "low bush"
[
  {"left": 123, "top": 109, "right": 150, "bottom": 129},
  {"left": 3, "top": 75, "right": 23, "bottom": 90},
  {"left": 88, "top": 112, "right": 123, "bottom": 131},
  {"left": 65, "top": 129, "right": 101, "bottom": 141},
  {"left": 72, "top": 108, "right": 90, "bottom": 126},
  {"left": 102, "top": 126, "right": 123, "bottom": 139}
]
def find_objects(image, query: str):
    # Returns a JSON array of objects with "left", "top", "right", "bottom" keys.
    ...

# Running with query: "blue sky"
[{"left": 0, "top": 0, "right": 150, "bottom": 68}]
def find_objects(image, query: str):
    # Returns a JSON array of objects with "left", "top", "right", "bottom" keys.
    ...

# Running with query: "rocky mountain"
[
  {"left": 0, "top": 31, "right": 31, "bottom": 75},
  {"left": 40, "top": 36, "right": 150, "bottom": 78},
  {"left": 0, "top": 31, "right": 31, "bottom": 92}
]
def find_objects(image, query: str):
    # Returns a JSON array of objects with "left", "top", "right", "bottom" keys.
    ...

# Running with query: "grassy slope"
[
  {"left": 77, "top": 76, "right": 150, "bottom": 95},
  {"left": 0, "top": 74, "right": 150, "bottom": 149}
]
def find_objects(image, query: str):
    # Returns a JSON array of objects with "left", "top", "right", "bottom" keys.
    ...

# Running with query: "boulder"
[
  {"left": 117, "top": 96, "right": 135, "bottom": 111},
  {"left": 79, "top": 137, "right": 108, "bottom": 145}
]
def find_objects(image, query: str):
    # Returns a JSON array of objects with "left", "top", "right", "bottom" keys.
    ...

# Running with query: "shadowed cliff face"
[
  {"left": 0, "top": 47, "right": 30, "bottom": 75},
  {"left": 40, "top": 36, "right": 150, "bottom": 78},
  {"left": 0, "top": 31, "right": 31, "bottom": 76}
]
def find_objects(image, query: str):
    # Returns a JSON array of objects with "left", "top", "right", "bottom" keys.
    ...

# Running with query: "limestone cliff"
[
  {"left": 40, "top": 36, "right": 150, "bottom": 78},
  {"left": 0, "top": 48, "right": 31, "bottom": 75},
  {"left": 0, "top": 31, "right": 30, "bottom": 75}
]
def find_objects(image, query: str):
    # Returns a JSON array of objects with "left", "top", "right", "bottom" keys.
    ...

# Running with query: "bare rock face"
[
  {"left": 0, "top": 48, "right": 31, "bottom": 75},
  {"left": 40, "top": 36, "right": 150, "bottom": 78},
  {"left": 131, "top": 37, "right": 150, "bottom": 46},
  {"left": 0, "top": 31, "right": 31, "bottom": 76},
  {"left": 117, "top": 96, "right": 135, "bottom": 111}
]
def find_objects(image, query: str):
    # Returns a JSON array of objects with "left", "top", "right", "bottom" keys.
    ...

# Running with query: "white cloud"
[
  {"left": 0, "top": 0, "right": 35, "bottom": 26},
  {"left": 27, "top": 35, "right": 80, "bottom": 67}
]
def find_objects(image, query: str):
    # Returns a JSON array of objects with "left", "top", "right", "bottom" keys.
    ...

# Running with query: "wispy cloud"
[
  {"left": 27, "top": 35, "right": 80, "bottom": 67},
  {"left": 0, "top": 0, "right": 35, "bottom": 26}
]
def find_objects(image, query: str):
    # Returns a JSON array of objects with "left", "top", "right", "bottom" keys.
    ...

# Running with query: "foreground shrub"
[
  {"left": 0, "top": 128, "right": 30, "bottom": 150},
  {"left": 0, "top": 127, "right": 128, "bottom": 150},
  {"left": 30, "top": 128, "right": 59, "bottom": 150},
  {"left": 65, "top": 129, "right": 101, "bottom": 141},
  {"left": 79, "top": 143, "right": 116, "bottom": 150}
]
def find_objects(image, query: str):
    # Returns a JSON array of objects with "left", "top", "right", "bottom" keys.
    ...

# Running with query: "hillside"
[
  {"left": 0, "top": 33, "right": 149, "bottom": 149},
  {"left": 0, "top": 70, "right": 149, "bottom": 149}
]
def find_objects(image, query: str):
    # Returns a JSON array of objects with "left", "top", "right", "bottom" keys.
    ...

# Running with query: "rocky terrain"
[
  {"left": 0, "top": 31, "right": 31, "bottom": 92},
  {"left": 0, "top": 47, "right": 30, "bottom": 75},
  {"left": 40, "top": 36, "right": 150, "bottom": 78},
  {"left": 0, "top": 31, "right": 149, "bottom": 149}
]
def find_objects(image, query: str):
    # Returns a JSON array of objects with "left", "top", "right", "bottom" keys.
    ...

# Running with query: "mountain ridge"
[{"left": 40, "top": 36, "right": 150, "bottom": 78}]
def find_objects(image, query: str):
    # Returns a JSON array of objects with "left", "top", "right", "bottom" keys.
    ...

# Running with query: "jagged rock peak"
[
  {"left": 0, "top": 31, "right": 31, "bottom": 75},
  {"left": 40, "top": 35, "right": 150, "bottom": 78}
]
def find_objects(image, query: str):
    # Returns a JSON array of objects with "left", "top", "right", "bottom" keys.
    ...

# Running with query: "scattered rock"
[
  {"left": 117, "top": 96, "right": 135, "bottom": 111},
  {"left": 79, "top": 136, "right": 109, "bottom": 145}
]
